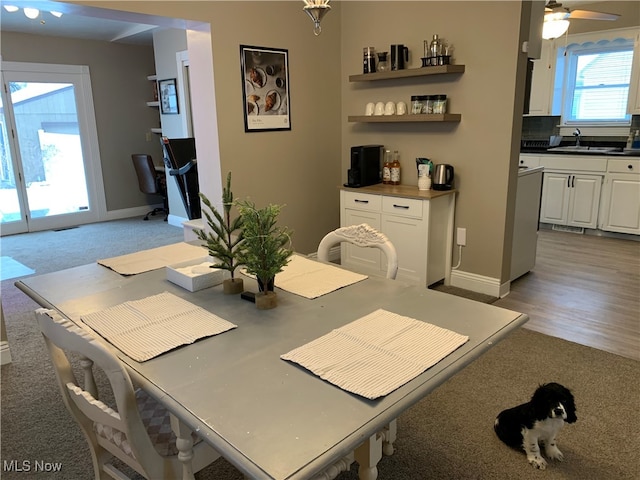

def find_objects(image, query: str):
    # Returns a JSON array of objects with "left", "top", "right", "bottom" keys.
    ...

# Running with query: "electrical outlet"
[
  {"left": 457, "top": 227, "right": 466, "bottom": 246},
  {"left": 145, "top": 132, "right": 152, "bottom": 142}
]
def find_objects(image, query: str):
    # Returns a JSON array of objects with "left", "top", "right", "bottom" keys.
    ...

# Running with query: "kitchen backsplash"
[{"left": 521, "top": 115, "right": 639, "bottom": 147}]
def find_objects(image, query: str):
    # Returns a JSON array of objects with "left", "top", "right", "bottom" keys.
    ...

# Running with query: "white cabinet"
[
  {"left": 527, "top": 40, "right": 555, "bottom": 116},
  {"left": 537, "top": 155, "right": 606, "bottom": 229},
  {"left": 340, "top": 188, "right": 455, "bottom": 287},
  {"left": 540, "top": 173, "right": 602, "bottom": 228},
  {"left": 519, "top": 154, "right": 541, "bottom": 168},
  {"left": 599, "top": 159, "right": 640, "bottom": 235}
]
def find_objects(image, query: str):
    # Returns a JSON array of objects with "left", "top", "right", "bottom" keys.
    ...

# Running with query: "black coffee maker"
[{"left": 346, "top": 145, "right": 383, "bottom": 188}]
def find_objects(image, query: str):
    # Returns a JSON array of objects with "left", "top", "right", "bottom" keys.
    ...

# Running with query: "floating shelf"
[
  {"left": 150, "top": 128, "right": 162, "bottom": 134},
  {"left": 147, "top": 74, "right": 158, "bottom": 81},
  {"left": 349, "top": 65, "right": 465, "bottom": 82},
  {"left": 146, "top": 101, "right": 159, "bottom": 107},
  {"left": 348, "top": 114, "right": 461, "bottom": 123}
]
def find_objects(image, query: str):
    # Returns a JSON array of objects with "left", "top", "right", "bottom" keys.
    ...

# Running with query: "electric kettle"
[{"left": 432, "top": 164, "right": 454, "bottom": 190}]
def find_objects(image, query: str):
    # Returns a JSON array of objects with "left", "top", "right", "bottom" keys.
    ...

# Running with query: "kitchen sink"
[{"left": 547, "top": 146, "right": 620, "bottom": 154}]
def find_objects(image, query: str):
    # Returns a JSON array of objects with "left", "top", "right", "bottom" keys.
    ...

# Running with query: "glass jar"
[
  {"left": 422, "top": 95, "right": 433, "bottom": 114},
  {"left": 432, "top": 95, "right": 447, "bottom": 114},
  {"left": 411, "top": 96, "right": 424, "bottom": 115},
  {"left": 377, "top": 51, "right": 389, "bottom": 72}
]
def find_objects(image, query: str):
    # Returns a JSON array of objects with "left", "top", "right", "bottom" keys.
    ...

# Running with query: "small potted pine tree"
[
  {"left": 194, "top": 172, "right": 246, "bottom": 294},
  {"left": 236, "top": 200, "right": 293, "bottom": 310}
]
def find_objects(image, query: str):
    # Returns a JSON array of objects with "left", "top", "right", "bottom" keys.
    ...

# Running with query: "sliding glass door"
[{"left": 0, "top": 62, "right": 104, "bottom": 235}]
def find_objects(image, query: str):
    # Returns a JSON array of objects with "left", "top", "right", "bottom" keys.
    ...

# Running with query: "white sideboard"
[{"left": 340, "top": 186, "right": 456, "bottom": 287}]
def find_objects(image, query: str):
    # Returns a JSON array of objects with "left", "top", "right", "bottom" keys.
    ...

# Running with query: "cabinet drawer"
[
  {"left": 342, "top": 191, "right": 381, "bottom": 211},
  {"left": 607, "top": 158, "right": 640, "bottom": 175},
  {"left": 382, "top": 196, "right": 423, "bottom": 218},
  {"left": 540, "top": 155, "right": 607, "bottom": 172}
]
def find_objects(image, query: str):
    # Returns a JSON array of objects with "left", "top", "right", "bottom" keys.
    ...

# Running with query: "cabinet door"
[
  {"left": 568, "top": 175, "right": 602, "bottom": 228},
  {"left": 540, "top": 173, "right": 570, "bottom": 224},
  {"left": 600, "top": 174, "right": 640, "bottom": 234},
  {"left": 528, "top": 40, "right": 554, "bottom": 116},
  {"left": 342, "top": 209, "right": 382, "bottom": 274},
  {"left": 381, "top": 214, "right": 427, "bottom": 285}
]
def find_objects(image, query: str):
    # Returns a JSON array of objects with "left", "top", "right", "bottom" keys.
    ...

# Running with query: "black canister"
[{"left": 363, "top": 47, "right": 376, "bottom": 74}]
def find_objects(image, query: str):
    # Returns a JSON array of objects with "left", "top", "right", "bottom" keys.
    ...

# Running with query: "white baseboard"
[
  {"left": 449, "top": 270, "right": 510, "bottom": 298},
  {"left": 1, "top": 341, "right": 12, "bottom": 365}
]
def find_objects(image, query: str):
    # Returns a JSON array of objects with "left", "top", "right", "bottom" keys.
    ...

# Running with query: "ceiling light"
[
  {"left": 303, "top": 0, "right": 331, "bottom": 36},
  {"left": 23, "top": 7, "right": 40, "bottom": 19},
  {"left": 3, "top": 5, "right": 19, "bottom": 13},
  {"left": 50, "top": 11, "right": 63, "bottom": 18},
  {"left": 542, "top": 18, "right": 570, "bottom": 39}
]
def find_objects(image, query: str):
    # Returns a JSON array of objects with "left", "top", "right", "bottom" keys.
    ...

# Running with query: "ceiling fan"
[{"left": 543, "top": 1, "right": 619, "bottom": 39}]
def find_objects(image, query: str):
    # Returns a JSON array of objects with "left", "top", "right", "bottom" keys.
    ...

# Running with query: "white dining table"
[{"left": 16, "top": 261, "right": 527, "bottom": 480}]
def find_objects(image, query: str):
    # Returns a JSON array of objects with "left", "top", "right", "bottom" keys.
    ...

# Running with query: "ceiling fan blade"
[{"left": 568, "top": 9, "right": 620, "bottom": 21}]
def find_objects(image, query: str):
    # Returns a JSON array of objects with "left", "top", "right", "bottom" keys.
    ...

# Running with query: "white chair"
[
  {"left": 317, "top": 223, "right": 398, "bottom": 280},
  {"left": 35, "top": 308, "right": 219, "bottom": 480},
  {"left": 315, "top": 224, "right": 398, "bottom": 479}
]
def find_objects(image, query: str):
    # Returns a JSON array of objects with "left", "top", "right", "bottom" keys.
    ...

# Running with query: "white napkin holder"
[{"left": 166, "top": 257, "right": 229, "bottom": 292}]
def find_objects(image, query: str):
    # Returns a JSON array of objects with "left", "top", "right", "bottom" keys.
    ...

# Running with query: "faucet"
[{"left": 573, "top": 128, "right": 581, "bottom": 147}]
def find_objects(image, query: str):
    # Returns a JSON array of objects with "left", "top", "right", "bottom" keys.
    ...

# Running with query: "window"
[{"left": 553, "top": 37, "right": 634, "bottom": 125}]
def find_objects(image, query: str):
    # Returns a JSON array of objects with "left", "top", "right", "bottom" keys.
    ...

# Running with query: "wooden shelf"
[
  {"left": 348, "top": 114, "right": 461, "bottom": 123},
  {"left": 349, "top": 65, "right": 465, "bottom": 82}
]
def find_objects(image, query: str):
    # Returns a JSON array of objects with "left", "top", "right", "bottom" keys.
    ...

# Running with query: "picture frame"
[
  {"left": 159, "top": 78, "right": 179, "bottom": 114},
  {"left": 240, "top": 45, "right": 291, "bottom": 132}
]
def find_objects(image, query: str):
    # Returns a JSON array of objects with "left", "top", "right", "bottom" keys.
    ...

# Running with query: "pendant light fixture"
[{"left": 303, "top": 0, "right": 331, "bottom": 36}]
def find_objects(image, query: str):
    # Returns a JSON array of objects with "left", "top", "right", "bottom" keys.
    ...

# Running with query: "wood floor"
[{"left": 494, "top": 228, "right": 640, "bottom": 361}]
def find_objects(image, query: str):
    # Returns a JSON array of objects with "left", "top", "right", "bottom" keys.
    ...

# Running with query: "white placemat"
[
  {"left": 281, "top": 309, "right": 469, "bottom": 399},
  {"left": 98, "top": 242, "right": 206, "bottom": 275},
  {"left": 81, "top": 292, "right": 236, "bottom": 362},
  {"left": 241, "top": 254, "right": 368, "bottom": 299}
]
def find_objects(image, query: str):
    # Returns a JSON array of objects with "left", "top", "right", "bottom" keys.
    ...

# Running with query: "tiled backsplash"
[{"left": 522, "top": 115, "right": 639, "bottom": 147}]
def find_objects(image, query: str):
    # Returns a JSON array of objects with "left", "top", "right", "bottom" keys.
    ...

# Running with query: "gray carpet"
[{"left": 1, "top": 218, "right": 639, "bottom": 479}]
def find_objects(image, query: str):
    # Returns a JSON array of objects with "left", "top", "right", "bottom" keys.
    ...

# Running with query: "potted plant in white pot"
[
  {"left": 236, "top": 200, "right": 293, "bottom": 310},
  {"left": 194, "top": 172, "right": 246, "bottom": 294}
]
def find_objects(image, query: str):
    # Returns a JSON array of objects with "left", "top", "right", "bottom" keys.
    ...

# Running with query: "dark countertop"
[{"left": 521, "top": 148, "right": 640, "bottom": 157}]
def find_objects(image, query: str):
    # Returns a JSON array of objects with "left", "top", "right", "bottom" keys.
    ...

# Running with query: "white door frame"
[{"left": 0, "top": 61, "right": 106, "bottom": 234}]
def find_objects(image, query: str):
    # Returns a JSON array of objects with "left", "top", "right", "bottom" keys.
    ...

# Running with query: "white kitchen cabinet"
[
  {"left": 527, "top": 40, "right": 555, "bottom": 116},
  {"left": 599, "top": 159, "right": 640, "bottom": 235},
  {"left": 519, "top": 154, "right": 541, "bottom": 168},
  {"left": 340, "top": 187, "right": 455, "bottom": 287},
  {"left": 540, "top": 173, "right": 602, "bottom": 228}
]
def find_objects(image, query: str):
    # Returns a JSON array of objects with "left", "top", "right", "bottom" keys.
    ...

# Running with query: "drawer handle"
[
  {"left": 354, "top": 199, "right": 369, "bottom": 204},
  {"left": 628, "top": 164, "right": 634, "bottom": 170},
  {"left": 393, "top": 204, "right": 410, "bottom": 209}
]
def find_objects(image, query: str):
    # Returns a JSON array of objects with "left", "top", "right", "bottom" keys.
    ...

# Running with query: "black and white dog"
[{"left": 494, "top": 383, "right": 577, "bottom": 469}]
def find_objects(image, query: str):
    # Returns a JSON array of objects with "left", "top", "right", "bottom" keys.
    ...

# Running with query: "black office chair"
[{"left": 131, "top": 154, "right": 168, "bottom": 221}]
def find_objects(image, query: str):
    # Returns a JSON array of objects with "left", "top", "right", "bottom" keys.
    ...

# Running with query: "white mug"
[
  {"left": 384, "top": 101, "right": 396, "bottom": 115},
  {"left": 374, "top": 102, "right": 385, "bottom": 116},
  {"left": 365, "top": 102, "right": 375, "bottom": 116},
  {"left": 396, "top": 101, "right": 407, "bottom": 115}
]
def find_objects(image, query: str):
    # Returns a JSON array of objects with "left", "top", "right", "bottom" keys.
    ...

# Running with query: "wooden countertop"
[{"left": 341, "top": 183, "right": 457, "bottom": 200}]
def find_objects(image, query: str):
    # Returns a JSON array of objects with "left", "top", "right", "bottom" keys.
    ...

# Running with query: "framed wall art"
[
  {"left": 159, "top": 78, "right": 179, "bottom": 114},
  {"left": 240, "top": 45, "right": 291, "bottom": 132}
]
